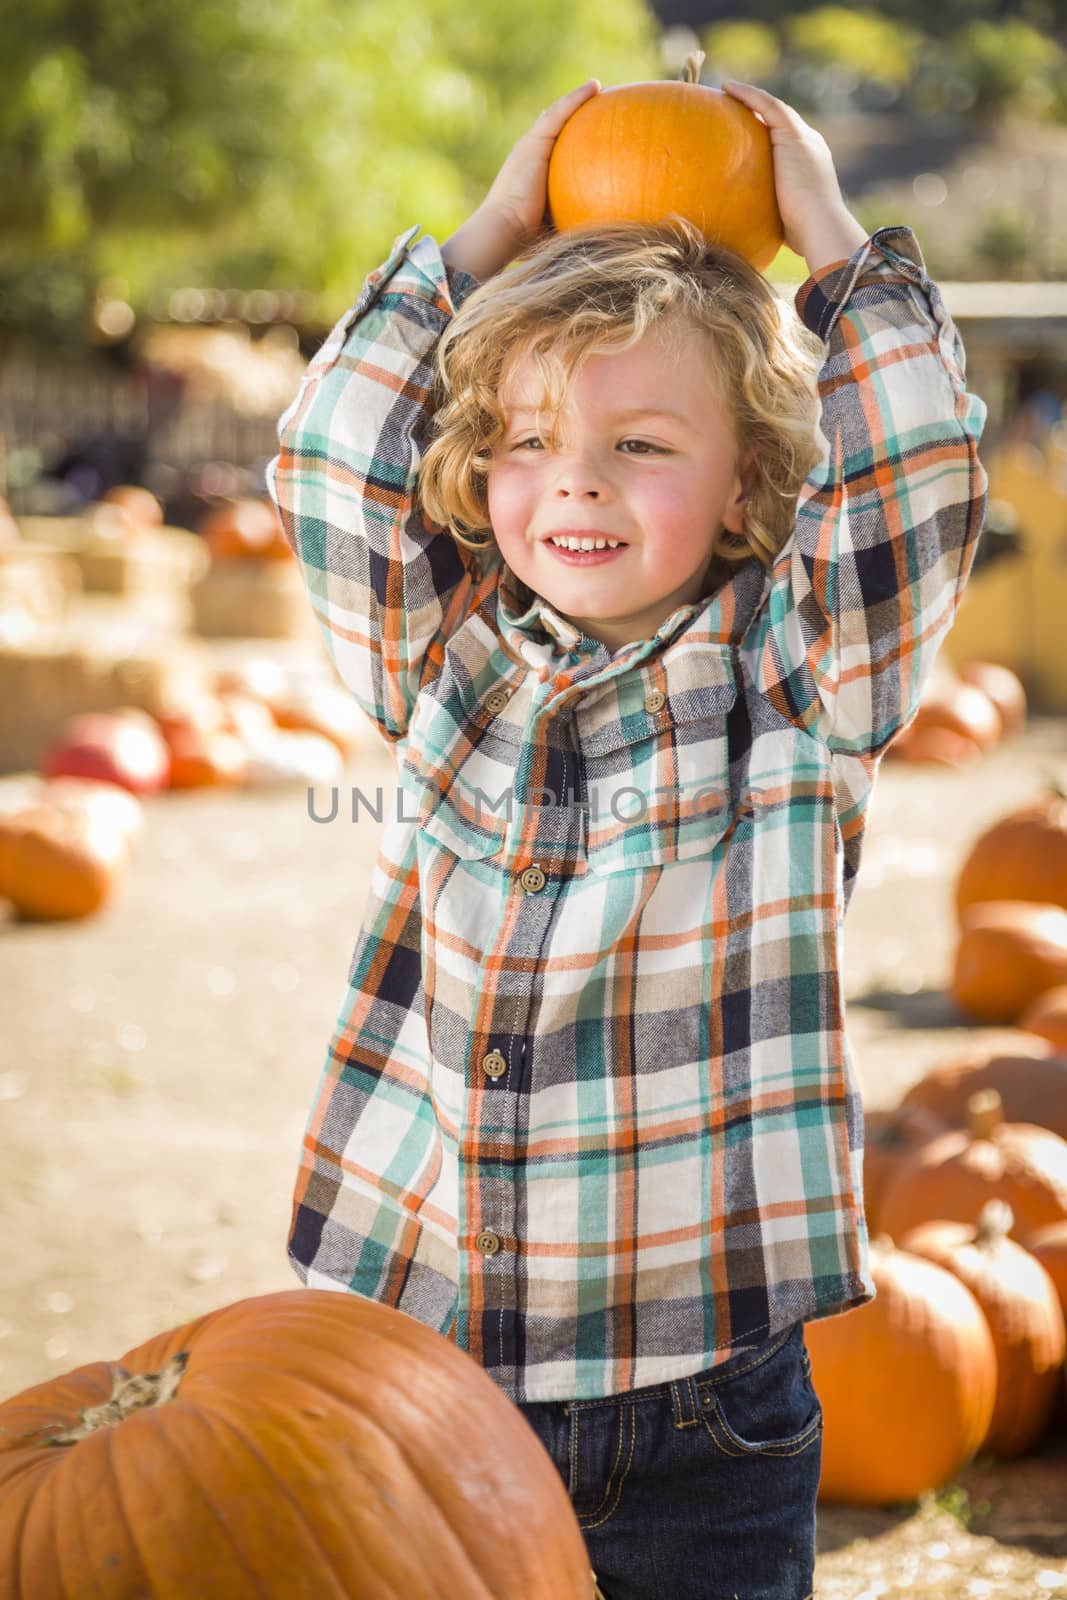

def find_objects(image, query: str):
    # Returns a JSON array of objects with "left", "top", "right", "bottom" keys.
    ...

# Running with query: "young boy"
[{"left": 267, "top": 78, "right": 987, "bottom": 1599}]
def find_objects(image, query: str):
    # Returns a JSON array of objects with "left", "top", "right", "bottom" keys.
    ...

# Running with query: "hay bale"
[
  {"left": 189, "top": 560, "right": 314, "bottom": 639},
  {"left": 0, "top": 547, "right": 82, "bottom": 638},
  {"left": 0, "top": 620, "right": 209, "bottom": 774}
]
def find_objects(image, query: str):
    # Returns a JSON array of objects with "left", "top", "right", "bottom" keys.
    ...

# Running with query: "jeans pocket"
[{"left": 698, "top": 1324, "right": 823, "bottom": 1458}]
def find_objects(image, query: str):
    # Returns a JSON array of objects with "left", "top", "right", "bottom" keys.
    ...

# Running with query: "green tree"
[
  {"left": 699, "top": 21, "right": 781, "bottom": 81},
  {"left": 0, "top": 0, "right": 660, "bottom": 334},
  {"left": 949, "top": 18, "right": 1065, "bottom": 115},
  {"left": 783, "top": 7, "right": 924, "bottom": 88}
]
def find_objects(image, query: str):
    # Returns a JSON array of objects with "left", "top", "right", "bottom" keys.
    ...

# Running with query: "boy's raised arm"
[
  {"left": 722, "top": 82, "right": 988, "bottom": 757},
  {"left": 740, "top": 225, "right": 988, "bottom": 756},
  {"left": 264, "top": 227, "right": 490, "bottom": 747}
]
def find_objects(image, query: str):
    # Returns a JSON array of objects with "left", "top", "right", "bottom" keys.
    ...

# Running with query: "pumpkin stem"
[
  {"left": 975, "top": 1197, "right": 1014, "bottom": 1246},
  {"left": 43, "top": 1352, "right": 189, "bottom": 1447},
  {"left": 967, "top": 1088, "right": 1003, "bottom": 1141},
  {"left": 682, "top": 50, "right": 706, "bottom": 85}
]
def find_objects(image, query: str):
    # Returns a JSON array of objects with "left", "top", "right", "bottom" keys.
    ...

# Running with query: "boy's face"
[{"left": 486, "top": 318, "right": 752, "bottom": 654}]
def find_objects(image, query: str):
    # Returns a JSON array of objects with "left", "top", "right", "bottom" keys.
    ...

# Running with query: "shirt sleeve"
[
  {"left": 737, "top": 225, "right": 989, "bottom": 757},
  {"left": 265, "top": 224, "right": 493, "bottom": 746}
]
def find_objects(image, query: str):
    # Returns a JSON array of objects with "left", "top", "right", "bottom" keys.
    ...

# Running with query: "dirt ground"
[{"left": 2, "top": 683, "right": 1066, "bottom": 1597}]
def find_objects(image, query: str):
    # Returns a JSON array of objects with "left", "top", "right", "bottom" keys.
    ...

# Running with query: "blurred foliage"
[
  {"left": 952, "top": 17, "right": 1065, "bottom": 112},
  {"left": 0, "top": 0, "right": 659, "bottom": 335},
  {"left": 972, "top": 209, "right": 1039, "bottom": 274},
  {"left": 782, "top": 8, "right": 925, "bottom": 86},
  {"left": 679, "top": 0, "right": 1066, "bottom": 39},
  {"left": 2, "top": 0, "right": 1066, "bottom": 334},
  {"left": 700, "top": 21, "right": 781, "bottom": 78}
]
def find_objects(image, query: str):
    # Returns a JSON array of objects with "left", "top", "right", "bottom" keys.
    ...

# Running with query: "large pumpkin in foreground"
[
  {"left": 0, "top": 1290, "right": 595, "bottom": 1599},
  {"left": 547, "top": 51, "right": 784, "bottom": 269},
  {"left": 805, "top": 1240, "right": 996, "bottom": 1506}
]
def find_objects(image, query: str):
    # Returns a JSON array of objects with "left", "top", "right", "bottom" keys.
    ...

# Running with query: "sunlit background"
[{"left": 2, "top": 2, "right": 1067, "bottom": 1593}]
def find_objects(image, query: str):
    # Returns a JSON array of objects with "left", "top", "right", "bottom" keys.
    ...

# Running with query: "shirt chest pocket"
[
  {"left": 397, "top": 675, "right": 515, "bottom": 862},
  {"left": 577, "top": 679, "right": 739, "bottom": 874}
]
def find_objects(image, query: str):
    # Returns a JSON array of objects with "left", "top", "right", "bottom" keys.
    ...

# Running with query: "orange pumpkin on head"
[{"left": 548, "top": 52, "right": 784, "bottom": 270}]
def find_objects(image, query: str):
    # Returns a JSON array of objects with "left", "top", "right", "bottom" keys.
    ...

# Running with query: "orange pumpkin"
[
  {"left": 952, "top": 900, "right": 1067, "bottom": 1024},
  {"left": 878, "top": 1089, "right": 1067, "bottom": 1244},
  {"left": 0, "top": 799, "right": 129, "bottom": 920},
  {"left": 0, "top": 1289, "right": 595, "bottom": 1599},
  {"left": 920, "top": 680, "right": 1003, "bottom": 749},
  {"left": 898, "top": 1039, "right": 1067, "bottom": 1142},
  {"left": 269, "top": 684, "right": 362, "bottom": 758},
  {"left": 955, "top": 788, "right": 1067, "bottom": 923},
  {"left": 547, "top": 51, "right": 783, "bottom": 269},
  {"left": 1025, "top": 1219, "right": 1067, "bottom": 1326},
  {"left": 165, "top": 725, "right": 248, "bottom": 788},
  {"left": 100, "top": 485, "right": 164, "bottom": 526},
  {"left": 862, "top": 1104, "right": 948, "bottom": 1235},
  {"left": 901, "top": 1200, "right": 1066, "bottom": 1457},
  {"left": 885, "top": 722, "right": 983, "bottom": 768},
  {"left": 199, "top": 497, "right": 292, "bottom": 562},
  {"left": 1018, "top": 984, "right": 1067, "bottom": 1053},
  {"left": 958, "top": 660, "right": 1027, "bottom": 739},
  {"left": 804, "top": 1238, "right": 996, "bottom": 1505}
]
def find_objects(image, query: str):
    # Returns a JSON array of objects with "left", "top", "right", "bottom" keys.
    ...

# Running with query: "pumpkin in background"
[
  {"left": 100, "top": 485, "right": 164, "bottom": 527},
  {"left": 152, "top": 691, "right": 248, "bottom": 789},
  {"left": 0, "top": 1289, "right": 595, "bottom": 1600},
  {"left": 804, "top": 1238, "right": 996, "bottom": 1505},
  {"left": 40, "top": 709, "right": 171, "bottom": 796},
  {"left": 885, "top": 722, "right": 983, "bottom": 768},
  {"left": 898, "top": 1037, "right": 1067, "bottom": 1142},
  {"left": 547, "top": 51, "right": 783, "bottom": 269},
  {"left": 901, "top": 1200, "right": 1066, "bottom": 1457},
  {"left": 862, "top": 1104, "right": 948, "bottom": 1235},
  {"left": 199, "top": 497, "right": 292, "bottom": 562},
  {"left": 887, "top": 680, "right": 1001, "bottom": 765},
  {"left": 958, "top": 660, "right": 1027, "bottom": 739},
  {"left": 0, "top": 797, "right": 130, "bottom": 920},
  {"left": 1025, "top": 1220, "right": 1067, "bottom": 1325},
  {"left": 1018, "top": 984, "right": 1067, "bottom": 1054},
  {"left": 952, "top": 900, "right": 1067, "bottom": 1024},
  {"left": 269, "top": 684, "right": 362, "bottom": 759},
  {"left": 955, "top": 788, "right": 1067, "bottom": 922},
  {"left": 878, "top": 1089, "right": 1067, "bottom": 1244}
]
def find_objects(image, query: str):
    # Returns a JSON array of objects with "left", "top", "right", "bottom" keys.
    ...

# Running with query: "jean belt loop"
[{"left": 669, "top": 1372, "right": 703, "bottom": 1430}]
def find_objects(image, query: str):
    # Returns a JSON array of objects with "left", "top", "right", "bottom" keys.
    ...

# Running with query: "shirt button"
[
  {"left": 485, "top": 689, "right": 510, "bottom": 715},
  {"left": 520, "top": 865, "right": 546, "bottom": 893},
  {"left": 482, "top": 1050, "right": 507, "bottom": 1079},
  {"left": 644, "top": 688, "right": 666, "bottom": 714},
  {"left": 476, "top": 1230, "right": 501, "bottom": 1256}
]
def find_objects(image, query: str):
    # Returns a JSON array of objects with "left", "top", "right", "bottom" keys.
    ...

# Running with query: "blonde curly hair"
[{"left": 419, "top": 215, "right": 826, "bottom": 574}]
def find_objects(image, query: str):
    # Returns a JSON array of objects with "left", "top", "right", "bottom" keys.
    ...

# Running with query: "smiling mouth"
[{"left": 543, "top": 534, "right": 628, "bottom": 551}]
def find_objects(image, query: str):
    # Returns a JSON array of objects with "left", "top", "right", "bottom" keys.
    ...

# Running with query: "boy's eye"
[{"left": 510, "top": 437, "right": 662, "bottom": 454}]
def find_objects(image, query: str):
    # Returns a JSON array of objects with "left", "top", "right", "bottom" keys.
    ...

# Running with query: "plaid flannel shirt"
[{"left": 266, "top": 221, "right": 988, "bottom": 1404}]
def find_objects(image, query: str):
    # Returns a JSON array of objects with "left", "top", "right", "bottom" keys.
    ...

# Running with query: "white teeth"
[{"left": 549, "top": 536, "right": 624, "bottom": 551}]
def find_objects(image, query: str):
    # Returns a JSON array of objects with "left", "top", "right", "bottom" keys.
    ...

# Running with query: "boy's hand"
[
  {"left": 442, "top": 79, "right": 600, "bottom": 282},
  {"left": 720, "top": 82, "right": 868, "bottom": 275}
]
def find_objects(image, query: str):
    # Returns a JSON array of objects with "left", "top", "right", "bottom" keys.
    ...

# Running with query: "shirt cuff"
[
  {"left": 355, "top": 223, "right": 483, "bottom": 318},
  {"left": 794, "top": 226, "right": 928, "bottom": 342}
]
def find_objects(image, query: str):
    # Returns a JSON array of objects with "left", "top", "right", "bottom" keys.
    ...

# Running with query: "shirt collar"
[{"left": 496, "top": 550, "right": 767, "bottom": 661}]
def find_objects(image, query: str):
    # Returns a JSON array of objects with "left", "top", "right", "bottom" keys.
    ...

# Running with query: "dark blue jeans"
[{"left": 516, "top": 1321, "right": 822, "bottom": 1600}]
